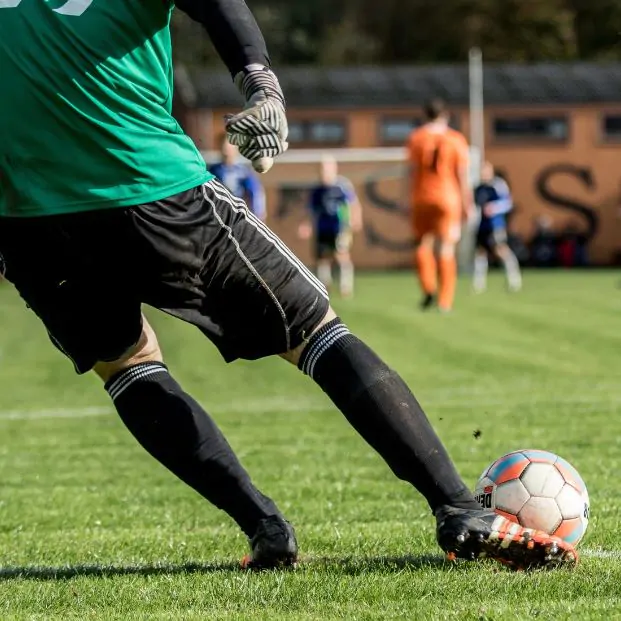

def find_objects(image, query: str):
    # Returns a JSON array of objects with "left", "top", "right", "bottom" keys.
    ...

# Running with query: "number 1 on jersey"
[{"left": 430, "top": 146, "right": 440, "bottom": 172}]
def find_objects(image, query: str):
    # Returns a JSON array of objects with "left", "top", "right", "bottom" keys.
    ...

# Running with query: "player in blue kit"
[
  {"left": 210, "top": 134, "right": 266, "bottom": 220},
  {"left": 300, "top": 156, "right": 362, "bottom": 297},
  {"left": 473, "top": 161, "right": 522, "bottom": 293}
]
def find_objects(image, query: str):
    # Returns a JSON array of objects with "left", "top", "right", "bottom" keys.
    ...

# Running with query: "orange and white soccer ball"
[{"left": 474, "top": 449, "right": 590, "bottom": 546}]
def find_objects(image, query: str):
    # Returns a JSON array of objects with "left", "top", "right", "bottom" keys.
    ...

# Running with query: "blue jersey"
[
  {"left": 308, "top": 178, "right": 356, "bottom": 235},
  {"left": 475, "top": 177, "right": 513, "bottom": 232},
  {"left": 209, "top": 162, "right": 266, "bottom": 219}
]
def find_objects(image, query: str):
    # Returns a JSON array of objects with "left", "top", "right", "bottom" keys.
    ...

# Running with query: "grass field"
[{"left": 1, "top": 270, "right": 621, "bottom": 620}]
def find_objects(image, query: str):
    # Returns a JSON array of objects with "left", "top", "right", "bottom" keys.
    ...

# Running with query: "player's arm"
[
  {"left": 484, "top": 179, "right": 513, "bottom": 217},
  {"left": 338, "top": 177, "right": 362, "bottom": 232},
  {"left": 174, "top": 0, "right": 287, "bottom": 173},
  {"left": 174, "top": 0, "right": 270, "bottom": 75},
  {"left": 349, "top": 193, "right": 363, "bottom": 233}
]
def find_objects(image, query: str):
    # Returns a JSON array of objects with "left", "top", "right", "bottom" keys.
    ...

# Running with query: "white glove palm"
[{"left": 225, "top": 65, "right": 288, "bottom": 174}]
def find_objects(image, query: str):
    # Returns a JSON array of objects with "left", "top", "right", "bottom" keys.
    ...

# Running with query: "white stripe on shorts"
[
  {"left": 205, "top": 180, "right": 329, "bottom": 299},
  {"left": 202, "top": 191, "right": 291, "bottom": 351},
  {"left": 207, "top": 181, "right": 328, "bottom": 297}
]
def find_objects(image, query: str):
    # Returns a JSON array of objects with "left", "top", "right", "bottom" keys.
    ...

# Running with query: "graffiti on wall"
[
  {"left": 267, "top": 160, "right": 620, "bottom": 268},
  {"left": 535, "top": 164, "right": 599, "bottom": 240}
]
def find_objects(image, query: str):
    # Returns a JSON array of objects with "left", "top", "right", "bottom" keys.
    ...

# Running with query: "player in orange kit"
[{"left": 406, "top": 99, "right": 474, "bottom": 312}]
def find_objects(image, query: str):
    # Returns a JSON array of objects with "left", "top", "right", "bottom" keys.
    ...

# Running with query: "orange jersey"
[{"left": 407, "top": 125, "right": 469, "bottom": 211}]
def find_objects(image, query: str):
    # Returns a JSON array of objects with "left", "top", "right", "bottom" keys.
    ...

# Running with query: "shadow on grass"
[
  {"left": 0, "top": 554, "right": 450, "bottom": 581},
  {"left": 0, "top": 561, "right": 240, "bottom": 581},
  {"left": 309, "top": 554, "right": 450, "bottom": 575}
]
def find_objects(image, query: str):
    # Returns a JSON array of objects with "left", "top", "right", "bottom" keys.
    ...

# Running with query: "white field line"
[
  {"left": 0, "top": 406, "right": 112, "bottom": 420},
  {"left": 582, "top": 549, "right": 621, "bottom": 560},
  {"left": 1, "top": 392, "right": 621, "bottom": 421}
]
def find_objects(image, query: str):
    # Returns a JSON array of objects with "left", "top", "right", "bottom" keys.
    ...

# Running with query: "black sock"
[
  {"left": 299, "top": 318, "right": 479, "bottom": 513},
  {"left": 105, "top": 362, "right": 281, "bottom": 537}
]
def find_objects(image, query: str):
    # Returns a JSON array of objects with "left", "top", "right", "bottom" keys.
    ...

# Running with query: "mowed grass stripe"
[{"left": 1, "top": 271, "right": 620, "bottom": 619}]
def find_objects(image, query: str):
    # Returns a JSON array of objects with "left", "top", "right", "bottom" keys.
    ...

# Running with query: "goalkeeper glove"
[{"left": 225, "top": 64, "right": 288, "bottom": 174}]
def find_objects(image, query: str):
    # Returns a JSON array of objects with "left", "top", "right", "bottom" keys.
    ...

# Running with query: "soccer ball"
[{"left": 474, "top": 449, "right": 590, "bottom": 546}]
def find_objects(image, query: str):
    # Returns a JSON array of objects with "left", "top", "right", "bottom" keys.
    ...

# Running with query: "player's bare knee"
[
  {"left": 280, "top": 306, "right": 338, "bottom": 366},
  {"left": 494, "top": 244, "right": 510, "bottom": 259},
  {"left": 439, "top": 241, "right": 456, "bottom": 257},
  {"left": 416, "top": 235, "right": 435, "bottom": 251},
  {"left": 94, "top": 317, "right": 163, "bottom": 383}
]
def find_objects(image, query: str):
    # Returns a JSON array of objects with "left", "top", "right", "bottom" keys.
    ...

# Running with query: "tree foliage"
[{"left": 171, "top": 0, "right": 621, "bottom": 67}]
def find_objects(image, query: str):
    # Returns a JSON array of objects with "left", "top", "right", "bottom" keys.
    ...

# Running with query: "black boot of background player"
[{"left": 420, "top": 292, "right": 437, "bottom": 310}]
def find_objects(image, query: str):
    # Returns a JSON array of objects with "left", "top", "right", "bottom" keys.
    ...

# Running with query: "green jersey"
[{"left": 0, "top": 0, "right": 212, "bottom": 217}]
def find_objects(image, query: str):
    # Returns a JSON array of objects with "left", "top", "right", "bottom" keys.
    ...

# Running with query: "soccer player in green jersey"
[{"left": 0, "top": 0, "right": 576, "bottom": 570}]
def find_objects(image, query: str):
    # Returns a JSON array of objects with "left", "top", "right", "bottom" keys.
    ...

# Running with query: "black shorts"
[
  {"left": 476, "top": 227, "right": 508, "bottom": 252},
  {"left": 0, "top": 180, "right": 329, "bottom": 373},
  {"left": 315, "top": 230, "right": 352, "bottom": 259}
]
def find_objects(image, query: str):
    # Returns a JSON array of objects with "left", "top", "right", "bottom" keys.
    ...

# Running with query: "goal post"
[{"left": 458, "top": 47, "right": 485, "bottom": 273}]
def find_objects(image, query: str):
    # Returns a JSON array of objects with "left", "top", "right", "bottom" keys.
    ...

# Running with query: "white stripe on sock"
[
  {"left": 301, "top": 324, "right": 344, "bottom": 375},
  {"left": 107, "top": 364, "right": 157, "bottom": 398},
  {"left": 303, "top": 324, "right": 351, "bottom": 378},
  {"left": 307, "top": 327, "right": 351, "bottom": 379},
  {"left": 107, "top": 364, "right": 167, "bottom": 401}
]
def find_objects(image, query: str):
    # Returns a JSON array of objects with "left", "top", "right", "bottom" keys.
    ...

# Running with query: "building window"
[
  {"left": 379, "top": 116, "right": 462, "bottom": 144},
  {"left": 309, "top": 121, "right": 346, "bottom": 143},
  {"left": 287, "top": 119, "right": 347, "bottom": 145},
  {"left": 379, "top": 118, "right": 423, "bottom": 143},
  {"left": 287, "top": 121, "right": 305, "bottom": 144},
  {"left": 603, "top": 114, "right": 621, "bottom": 140},
  {"left": 493, "top": 117, "right": 569, "bottom": 141}
]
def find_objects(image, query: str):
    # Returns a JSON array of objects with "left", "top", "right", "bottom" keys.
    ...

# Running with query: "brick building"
[{"left": 174, "top": 63, "right": 621, "bottom": 267}]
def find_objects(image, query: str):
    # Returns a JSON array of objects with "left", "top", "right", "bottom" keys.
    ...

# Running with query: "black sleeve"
[{"left": 174, "top": 0, "right": 271, "bottom": 77}]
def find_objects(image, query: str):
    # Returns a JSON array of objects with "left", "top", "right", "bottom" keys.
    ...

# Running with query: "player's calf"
[
  {"left": 472, "top": 249, "right": 488, "bottom": 294},
  {"left": 96, "top": 317, "right": 286, "bottom": 543},
  {"left": 495, "top": 244, "right": 522, "bottom": 292},
  {"left": 437, "top": 241, "right": 457, "bottom": 312},
  {"left": 316, "top": 259, "right": 333, "bottom": 289},
  {"left": 287, "top": 311, "right": 576, "bottom": 569},
  {"left": 288, "top": 313, "right": 480, "bottom": 513},
  {"left": 414, "top": 237, "right": 438, "bottom": 305}
]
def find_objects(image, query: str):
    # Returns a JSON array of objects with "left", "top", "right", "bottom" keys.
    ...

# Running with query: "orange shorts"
[{"left": 412, "top": 203, "right": 461, "bottom": 243}]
